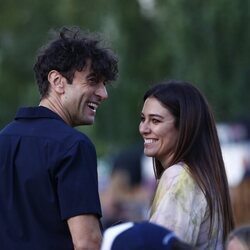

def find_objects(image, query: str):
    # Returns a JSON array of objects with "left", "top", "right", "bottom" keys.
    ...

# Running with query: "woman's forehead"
[{"left": 142, "top": 97, "right": 173, "bottom": 118}]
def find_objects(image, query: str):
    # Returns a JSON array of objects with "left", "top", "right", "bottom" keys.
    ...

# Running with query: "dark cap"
[{"left": 101, "top": 221, "right": 191, "bottom": 250}]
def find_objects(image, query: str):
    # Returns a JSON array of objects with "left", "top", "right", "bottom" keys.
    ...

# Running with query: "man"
[{"left": 0, "top": 26, "right": 118, "bottom": 250}]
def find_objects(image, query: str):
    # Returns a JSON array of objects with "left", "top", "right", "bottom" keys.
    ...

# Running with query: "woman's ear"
[{"left": 47, "top": 70, "right": 66, "bottom": 94}]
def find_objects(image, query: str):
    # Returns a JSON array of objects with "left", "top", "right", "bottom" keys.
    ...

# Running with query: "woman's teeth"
[{"left": 144, "top": 139, "right": 157, "bottom": 144}]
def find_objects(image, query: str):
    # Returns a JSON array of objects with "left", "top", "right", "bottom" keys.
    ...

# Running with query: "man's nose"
[{"left": 96, "top": 83, "right": 108, "bottom": 100}]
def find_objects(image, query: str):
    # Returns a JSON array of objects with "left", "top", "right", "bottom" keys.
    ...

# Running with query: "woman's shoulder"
[
  {"left": 160, "top": 162, "right": 205, "bottom": 200},
  {"left": 161, "top": 162, "right": 189, "bottom": 183}
]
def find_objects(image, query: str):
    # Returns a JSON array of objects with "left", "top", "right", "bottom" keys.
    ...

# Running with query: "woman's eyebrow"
[{"left": 148, "top": 114, "right": 164, "bottom": 119}]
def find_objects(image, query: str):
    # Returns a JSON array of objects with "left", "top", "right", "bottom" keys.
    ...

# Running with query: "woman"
[{"left": 139, "top": 80, "right": 234, "bottom": 249}]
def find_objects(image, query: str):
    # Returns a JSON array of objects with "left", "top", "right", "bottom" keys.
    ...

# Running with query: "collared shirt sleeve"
[{"left": 55, "top": 139, "right": 102, "bottom": 220}]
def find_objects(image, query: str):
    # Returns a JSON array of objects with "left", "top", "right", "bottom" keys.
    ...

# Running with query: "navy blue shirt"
[{"left": 0, "top": 107, "right": 102, "bottom": 250}]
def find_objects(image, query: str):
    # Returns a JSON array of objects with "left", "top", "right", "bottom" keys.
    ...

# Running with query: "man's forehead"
[
  {"left": 83, "top": 59, "right": 93, "bottom": 71},
  {"left": 78, "top": 59, "right": 106, "bottom": 81}
]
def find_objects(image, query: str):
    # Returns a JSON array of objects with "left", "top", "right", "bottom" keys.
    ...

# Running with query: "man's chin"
[
  {"left": 82, "top": 118, "right": 95, "bottom": 125},
  {"left": 72, "top": 118, "right": 95, "bottom": 127}
]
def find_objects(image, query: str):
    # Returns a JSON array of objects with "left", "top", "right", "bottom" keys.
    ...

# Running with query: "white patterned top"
[{"left": 149, "top": 163, "right": 223, "bottom": 250}]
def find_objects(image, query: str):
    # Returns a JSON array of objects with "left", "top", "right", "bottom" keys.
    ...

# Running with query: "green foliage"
[{"left": 1, "top": 0, "right": 250, "bottom": 156}]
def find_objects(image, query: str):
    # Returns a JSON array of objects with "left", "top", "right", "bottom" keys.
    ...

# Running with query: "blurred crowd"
[{"left": 99, "top": 122, "right": 250, "bottom": 230}]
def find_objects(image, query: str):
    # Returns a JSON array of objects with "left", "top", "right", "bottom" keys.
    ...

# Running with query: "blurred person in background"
[
  {"left": 101, "top": 143, "right": 155, "bottom": 229},
  {"left": 230, "top": 158, "right": 250, "bottom": 227},
  {"left": 0, "top": 26, "right": 118, "bottom": 250},
  {"left": 225, "top": 225, "right": 250, "bottom": 250},
  {"left": 101, "top": 221, "right": 193, "bottom": 250},
  {"left": 139, "top": 80, "right": 234, "bottom": 249}
]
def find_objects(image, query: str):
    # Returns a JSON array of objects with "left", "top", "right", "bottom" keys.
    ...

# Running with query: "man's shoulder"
[
  {"left": 62, "top": 128, "right": 94, "bottom": 147},
  {"left": 0, "top": 107, "right": 94, "bottom": 151},
  {"left": 37, "top": 122, "right": 94, "bottom": 151}
]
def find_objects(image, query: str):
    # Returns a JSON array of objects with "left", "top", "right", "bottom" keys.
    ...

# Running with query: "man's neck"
[{"left": 39, "top": 97, "right": 71, "bottom": 126}]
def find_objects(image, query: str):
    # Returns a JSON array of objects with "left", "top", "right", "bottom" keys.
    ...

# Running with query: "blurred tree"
[
  {"left": 95, "top": 0, "right": 250, "bottom": 153},
  {"left": 0, "top": 0, "right": 250, "bottom": 156},
  {"left": 153, "top": 0, "right": 250, "bottom": 121}
]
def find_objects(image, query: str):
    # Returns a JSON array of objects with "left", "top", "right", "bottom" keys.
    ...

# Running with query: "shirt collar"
[{"left": 15, "top": 106, "right": 65, "bottom": 123}]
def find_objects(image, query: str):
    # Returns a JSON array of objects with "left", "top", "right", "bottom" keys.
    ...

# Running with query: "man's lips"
[{"left": 87, "top": 102, "right": 98, "bottom": 112}]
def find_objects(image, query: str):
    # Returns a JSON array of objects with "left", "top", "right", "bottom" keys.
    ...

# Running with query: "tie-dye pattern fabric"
[{"left": 149, "top": 163, "right": 223, "bottom": 249}]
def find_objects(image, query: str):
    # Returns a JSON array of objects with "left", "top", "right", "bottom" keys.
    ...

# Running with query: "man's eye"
[{"left": 88, "top": 78, "right": 97, "bottom": 84}]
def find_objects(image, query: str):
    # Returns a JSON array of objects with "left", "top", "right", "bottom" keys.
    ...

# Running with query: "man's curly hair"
[{"left": 33, "top": 26, "right": 118, "bottom": 98}]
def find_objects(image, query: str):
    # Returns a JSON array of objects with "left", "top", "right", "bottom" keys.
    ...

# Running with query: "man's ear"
[{"left": 47, "top": 70, "right": 66, "bottom": 94}]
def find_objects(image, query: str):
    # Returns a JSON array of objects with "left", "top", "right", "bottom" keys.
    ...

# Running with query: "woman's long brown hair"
[{"left": 143, "top": 80, "right": 234, "bottom": 242}]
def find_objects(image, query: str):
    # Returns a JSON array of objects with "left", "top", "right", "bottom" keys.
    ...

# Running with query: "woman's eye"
[
  {"left": 152, "top": 119, "right": 160, "bottom": 124},
  {"left": 140, "top": 116, "right": 145, "bottom": 122}
]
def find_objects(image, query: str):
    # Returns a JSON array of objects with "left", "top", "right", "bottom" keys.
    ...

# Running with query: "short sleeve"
[
  {"left": 149, "top": 164, "right": 207, "bottom": 245},
  {"left": 55, "top": 139, "right": 102, "bottom": 220}
]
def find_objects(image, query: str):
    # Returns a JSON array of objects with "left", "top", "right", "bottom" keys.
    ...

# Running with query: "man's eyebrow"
[{"left": 86, "top": 72, "right": 97, "bottom": 78}]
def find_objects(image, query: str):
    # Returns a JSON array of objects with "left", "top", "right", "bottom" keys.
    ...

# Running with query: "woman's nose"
[{"left": 139, "top": 121, "right": 150, "bottom": 135}]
